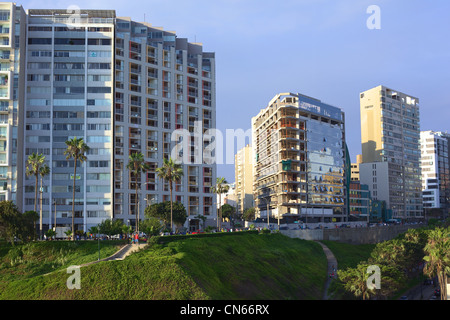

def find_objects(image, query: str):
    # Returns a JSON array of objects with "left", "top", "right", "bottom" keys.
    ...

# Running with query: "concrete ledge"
[{"left": 281, "top": 225, "right": 422, "bottom": 244}]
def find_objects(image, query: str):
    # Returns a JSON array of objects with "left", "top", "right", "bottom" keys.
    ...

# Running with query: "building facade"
[
  {"left": 360, "top": 85, "right": 422, "bottom": 220},
  {"left": 0, "top": 2, "right": 26, "bottom": 208},
  {"left": 348, "top": 181, "right": 371, "bottom": 222},
  {"left": 112, "top": 17, "right": 216, "bottom": 232},
  {"left": 23, "top": 9, "right": 116, "bottom": 231},
  {"left": 420, "top": 130, "right": 450, "bottom": 216},
  {"left": 235, "top": 144, "right": 253, "bottom": 215},
  {"left": 8, "top": 4, "right": 216, "bottom": 232},
  {"left": 252, "top": 92, "right": 347, "bottom": 224}
]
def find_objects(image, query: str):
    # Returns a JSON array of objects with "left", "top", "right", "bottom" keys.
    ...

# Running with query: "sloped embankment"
[{"left": 0, "top": 232, "right": 327, "bottom": 300}]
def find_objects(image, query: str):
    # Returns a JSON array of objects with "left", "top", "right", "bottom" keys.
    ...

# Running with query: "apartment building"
[
  {"left": 360, "top": 85, "right": 422, "bottom": 220},
  {"left": 420, "top": 130, "right": 450, "bottom": 215},
  {"left": 112, "top": 18, "right": 216, "bottom": 231},
  {"left": 235, "top": 144, "right": 253, "bottom": 214},
  {"left": 252, "top": 92, "right": 347, "bottom": 224},
  {"left": 10, "top": 4, "right": 216, "bottom": 232},
  {"left": 350, "top": 154, "right": 362, "bottom": 181},
  {"left": 23, "top": 9, "right": 116, "bottom": 231},
  {"left": 0, "top": 3, "right": 26, "bottom": 207},
  {"left": 348, "top": 181, "right": 371, "bottom": 221}
]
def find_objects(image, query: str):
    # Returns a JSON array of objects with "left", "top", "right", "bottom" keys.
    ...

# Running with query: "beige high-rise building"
[
  {"left": 360, "top": 85, "right": 422, "bottom": 220},
  {"left": 235, "top": 144, "right": 253, "bottom": 214},
  {"left": 350, "top": 154, "right": 362, "bottom": 181}
]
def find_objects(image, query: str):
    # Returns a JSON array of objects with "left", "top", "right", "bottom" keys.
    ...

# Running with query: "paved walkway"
[
  {"left": 316, "top": 241, "right": 338, "bottom": 300},
  {"left": 81, "top": 243, "right": 148, "bottom": 267}
]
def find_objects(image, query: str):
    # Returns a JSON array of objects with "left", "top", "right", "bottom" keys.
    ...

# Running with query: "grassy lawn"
[
  {"left": 321, "top": 240, "right": 376, "bottom": 270},
  {"left": 0, "top": 240, "right": 125, "bottom": 284},
  {"left": 0, "top": 232, "right": 328, "bottom": 300}
]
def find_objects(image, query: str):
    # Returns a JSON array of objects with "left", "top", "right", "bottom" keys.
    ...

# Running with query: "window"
[
  {"left": 27, "top": 74, "right": 50, "bottom": 81},
  {"left": 28, "top": 38, "right": 52, "bottom": 45},
  {"left": 54, "top": 38, "right": 85, "bottom": 45},
  {"left": 88, "top": 160, "right": 110, "bottom": 168},
  {"left": 87, "top": 63, "right": 111, "bottom": 69},
  {"left": 87, "top": 111, "right": 111, "bottom": 118},
  {"left": 86, "top": 136, "right": 111, "bottom": 143},
  {"left": 87, "top": 39, "right": 111, "bottom": 46},
  {"left": 87, "top": 87, "right": 111, "bottom": 93},
  {"left": 27, "top": 62, "right": 50, "bottom": 69},
  {"left": 88, "top": 75, "right": 111, "bottom": 82}
]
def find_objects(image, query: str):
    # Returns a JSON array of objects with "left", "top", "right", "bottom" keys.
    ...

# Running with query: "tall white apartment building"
[
  {"left": 23, "top": 9, "right": 116, "bottom": 231},
  {"left": 360, "top": 85, "right": 422, "bottom": 220},
  {"left": 252, "top": 93, "right": 347, "bottom": 224},
  {"left": 420, "top": 130, "right": 450, "bottom": 214},
  {"left": 0, "top": 3, "right": 26, "bottom": 207},
  {"left": 11, "top": 4, "right": 216, "bottom": 232}
]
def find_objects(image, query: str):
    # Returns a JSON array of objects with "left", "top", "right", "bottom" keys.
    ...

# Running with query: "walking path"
[
  {"left": 81, "top": 243, "right": 148, "bottom": 267},
  {"left": 43, "top": 242, "right": 148, "bottom": 276},
  {"left": 316, "top": 241, "right": 338, "bottom": 300}
]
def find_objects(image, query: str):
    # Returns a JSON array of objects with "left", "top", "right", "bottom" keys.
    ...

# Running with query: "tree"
[
  {"left": 25, "top": 153, "right": 46, "bottom": 213},
  {"left": 64, "top": 229, "right": 72, "bottom": 239},
  {"left": 98, "top": 219, "right": 124, "bottom": 238},
  {"left": 338, "top": 263, "right": 405, "bottom": 300},
  {"left": 211, "top": 177, "right": 229, "bottom": 230},
  {"left": 140, "top": 217, "right": 163, "bottom": 236},
  {"left": 0, "top": 201, "right": 21, "bottom": 245},
  {"left": 45, "top": 229, "right": 56, "bottom": 240},
  {"left": 88, "top": 226, "right": 99, "bottom": 239},
  {"left": 64, "top": 137, "right": 89, "bottom": 240},
  {"left": 145, "top": 201, "right": 187, "bottom": 231},
  {"left": 156, "top": 158, "right": 183, "bottom": 232},
  {"left": 21, "top": 211, "right": 39, "bottom": 241},
  {"left": 127, "top": 152, "right": 151, "bottom": 235},
  {"left": 423, "top": 227, "right": 450, "bottom": 301},
  {"left": 121, "top": 224, "right": 132, "bottom": 239},
  {"left": 243, "top": 207, "right": 256, "bottom": 222},
  {"left": 0, "top": 202, "right": 38, "bottom": 245},
  {"left": 221, "top": 204, "right": 234, "bottom": 221},
  {"left": 369, "top": 239, "right": 408, "bottom": 270},
  {"left": 38, "top": 164, "right": 50, "bottom": 240}
]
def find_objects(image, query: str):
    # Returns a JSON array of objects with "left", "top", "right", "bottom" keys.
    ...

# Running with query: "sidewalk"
[
  {"left": 81, "top": 243, "right": 148, "bottom": 267},
  {"left": 316, "top": 241, "right": 338, "bottom": 300}
]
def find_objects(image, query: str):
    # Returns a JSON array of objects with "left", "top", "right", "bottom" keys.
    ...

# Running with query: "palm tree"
[
  {"left": 126, "top": 152, "right": 150, "bottom": 234},
  {"left": 424, "top": 227, "right": 450, "bottom": 301},
  {"left": 38, "top": 164, "right": 50, "bottom": 240},
  {"left": 211, "top": 177, "right": 229, "bottom": 231},
  {"left": 156, "top": 158, "right": 183, "bottom": 232},
  {"left": 25, "top": 153, "right": 46, "bottom": 213},
  {"left": 64, "top": 137, "right": 89, "bottom": 240}
]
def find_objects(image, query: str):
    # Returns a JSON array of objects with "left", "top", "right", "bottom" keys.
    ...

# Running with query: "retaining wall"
[{"left": 281, "top": 224, "right": 422, "bottom": 244}]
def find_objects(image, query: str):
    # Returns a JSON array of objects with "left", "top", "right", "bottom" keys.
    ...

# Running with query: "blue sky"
[{"left": 21, "top": 0, "right": 450, "bottom": 182}]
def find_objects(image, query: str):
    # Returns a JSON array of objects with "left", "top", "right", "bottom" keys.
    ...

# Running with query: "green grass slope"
[
  {"left": 320, "top": 240, "right": 375, "bottom": 270},
  {"left": 0, "top": 233, "right": 328, "bottom": 300}
]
